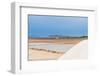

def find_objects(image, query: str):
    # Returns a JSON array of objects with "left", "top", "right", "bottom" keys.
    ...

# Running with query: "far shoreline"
[{"left": 28, "top": 38, "right": 88, "bottom": 44}]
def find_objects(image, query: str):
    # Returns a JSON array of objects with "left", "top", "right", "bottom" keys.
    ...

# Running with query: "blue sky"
[{"left": 28, "top": 15, "right": 88, "bottom": 37}]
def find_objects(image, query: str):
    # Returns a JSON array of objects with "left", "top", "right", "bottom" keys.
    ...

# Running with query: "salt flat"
[{"left": 29, "top": 43, "right": 75, "bottom": 53}]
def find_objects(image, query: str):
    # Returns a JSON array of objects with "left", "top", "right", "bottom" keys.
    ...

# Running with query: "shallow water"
[{"left": 29, "top": 43, "right": 75, "bottom": 52}]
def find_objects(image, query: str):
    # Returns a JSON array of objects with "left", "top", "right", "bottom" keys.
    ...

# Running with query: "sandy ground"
[
  {"left": 28, "top": 48, "right": 63, "bottom": 61},
  {"left": 28, "top": 38, "right": 86, "bottom": 44},
  {"left": 28, "top": 38, "right": 87, "bottom": 61}
]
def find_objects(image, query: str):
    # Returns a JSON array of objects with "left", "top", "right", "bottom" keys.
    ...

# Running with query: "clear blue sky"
[{"left": 28, "top": 15, "right": 88, "bottom": 37}]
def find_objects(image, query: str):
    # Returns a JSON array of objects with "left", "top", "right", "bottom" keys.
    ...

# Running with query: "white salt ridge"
[
  {"left": 59, "top": 40, "right": 88, "bottom": 59},
  {"left": 29, "top": 43, "right": 75, "bottom": 52}
]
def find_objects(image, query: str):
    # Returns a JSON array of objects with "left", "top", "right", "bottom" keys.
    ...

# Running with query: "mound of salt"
[{"left": 59, "top": 40, "right": 88, "bottom": 60}]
